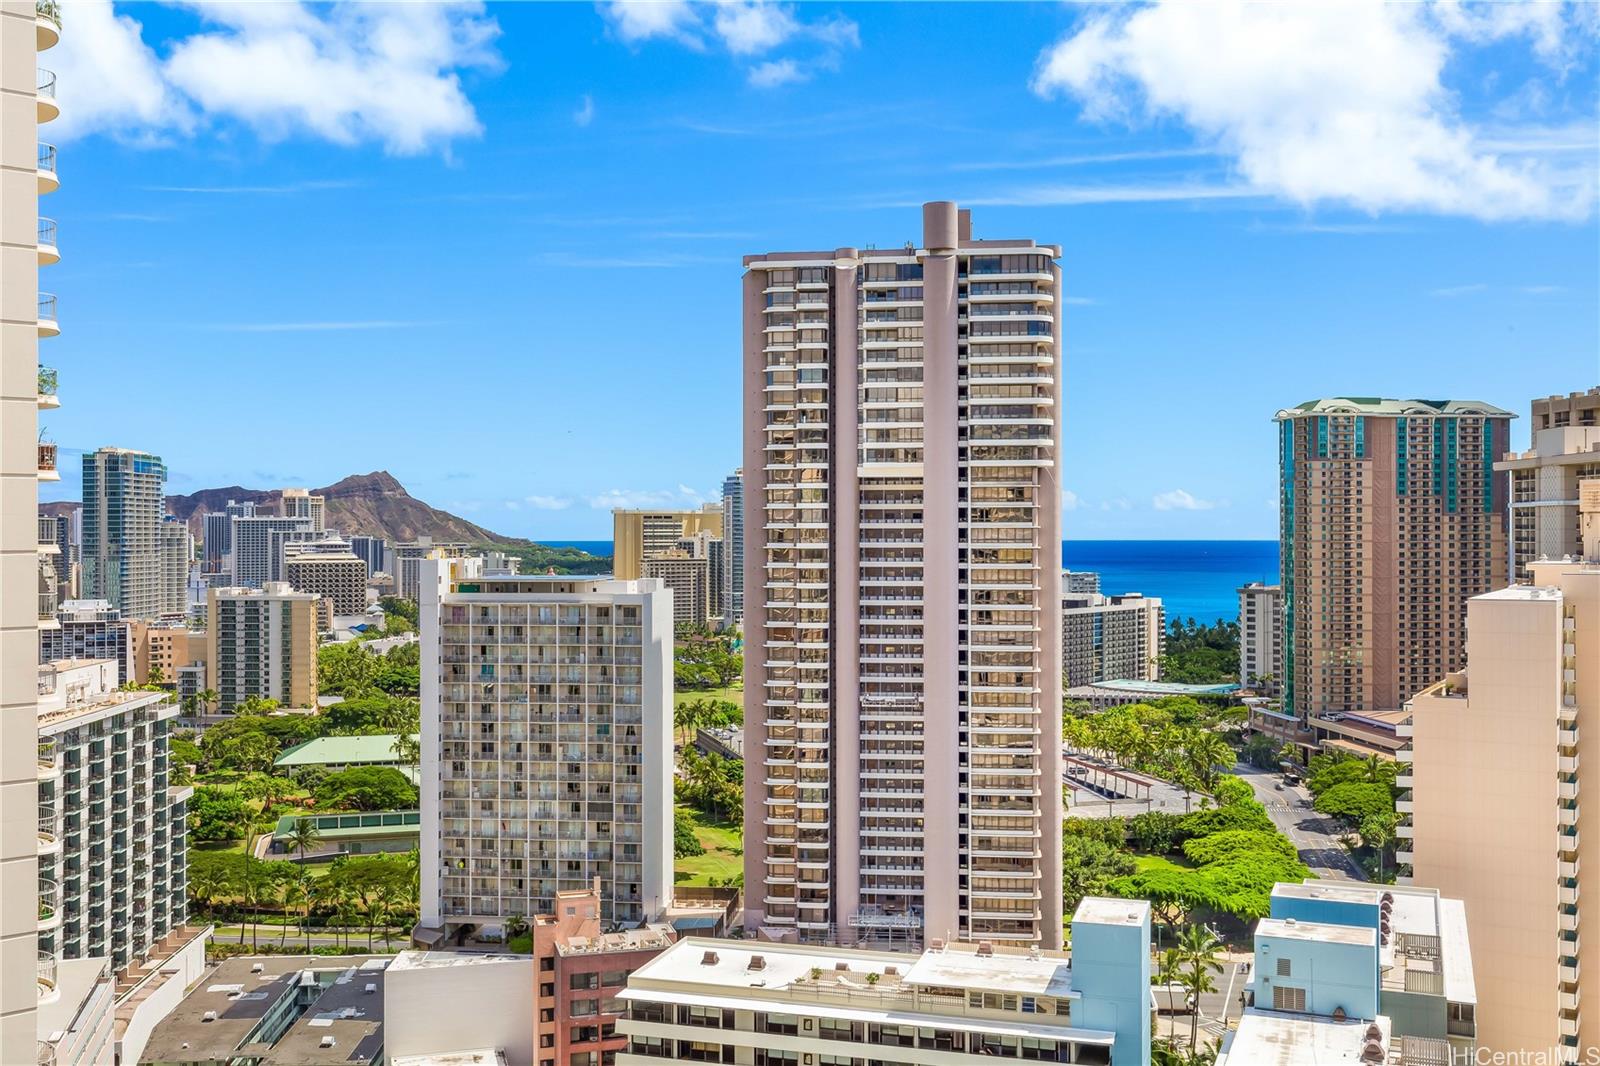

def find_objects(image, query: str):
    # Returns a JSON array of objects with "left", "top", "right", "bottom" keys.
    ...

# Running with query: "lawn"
[
  {"left": 676, "top": 685, "right": 743, "bottom": 714},
  {"left": 674, "top": 806, "right": 743, "bottom": 887},
  {"left": 1133, "top": 852, "right": 1197, "bottom": 874}
]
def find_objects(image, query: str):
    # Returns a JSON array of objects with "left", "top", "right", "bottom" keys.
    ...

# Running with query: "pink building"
[{"left": 741, "top": 202, "right": 1064, "bottom": 949}]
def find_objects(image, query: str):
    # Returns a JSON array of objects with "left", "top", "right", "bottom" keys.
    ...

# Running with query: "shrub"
[{"left": 1129, "top": 812, "right": 1184, "bottom": 854}]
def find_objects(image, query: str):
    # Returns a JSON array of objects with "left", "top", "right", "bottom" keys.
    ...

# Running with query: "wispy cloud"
[
  {"left": 748, "top": 58, "right": 807, "bottom": 89},
  {"left": 1152, "top": 489, "right": 1218, "bottom": 511},
  {"left": 1429, "top": 283, "right": 1489, "bottom": 298},
  {"left": 1520, "top": 284, "right": 1568, "bottom": 295},
  {"left": 949, "top": 147, "right": 1213, "bottom": 172},
  {"left": 598, "top": 1, "right": 858, "bottom": 89},
  {"left": 586, "top": 485, "right": 711, "bottom": 510},
  {"left": 959, "top": 183, "right": 1259, "bottom": 208},
  {"left": 1061, "top": 490, "right": 1081, "bottom": 512},
  {"left": 1249, "top": 220, "right": 1413, "bottom": 236},
  {"left": 524, "top": 495, "right": 573, "bottom": 511},
  {"left": 574, "top": 94, "right": 596, "bottom": 127},
  {"left": 200, "top": 320, "right": 445, "bottom": 333}
]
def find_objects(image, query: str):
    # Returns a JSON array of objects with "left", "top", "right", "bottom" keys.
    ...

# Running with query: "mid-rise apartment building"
[
  {"left": 40, "top": 600, "right": 133, "bottom": 685},
  {"left": 227, "top": 514, "right": 311, "bottom": 588},
  {"left": 159, "top": 515, "right": 191, "bottom": 616},
  {"left": 642, "top": 533, "right": 717, "bottom": 630},
  {"left": 280, "top": 487, "right": 326, "bottom": 530},
  {"left": 741, "top": 201, "right": 1064, "bottom": 947},
  {"left": 1400, "top": 495, "right": 1598, "bottom": 1059},
  {"left": 284, "top": 541, "right": 367, "bottom": 614},
  {"left": 1060, "top": 592, "right": 1164, "bottom": 688},
  {"left": 206, "top": 583, "right": 320, "bottom": 710},
  {"left": 1220, "top": 881, "right": 1477, "bottom": 1064},
  {"left": 3, "top": 4, "right": 63, "bottom": 1054},
  {"left": 44, "top": 511, "right": 76, "bottom": 602},
  {"left": 81, "top": 447, "right": 168, "bottom": 620},
  {"left": 1275, "top": 397, "right": 1512, "bottom": 722},
  {"left": 391, "top": 537, "right": 470, "bottom": 602},
  {"left": 1498, "top": 387, "right": 1600, "bottom": 578},
  {"left": 721, "top": 469, "right": 744, "bottom": 626},
  {"left": 1238, "top": 581, "right": 1284, "bottom": 695},
  {"left": 611, "top": 506, "right": 722, "bottom": 581},
  {"left": 37, "top": 659, "right": 190, "bottom": 973},
  {"left": 350, "top": 535, "right": 389, "bottom": 578},
  {"left": 138, "top": 624, "right": 207, "bottom": 688},
  {"left": 201, "top": 499, "right": 254, "bottom": 574},
  {"left": 619, "top": 898, "right": 1151, "bottom": 1066},
  {"left": 419, "top": 559, "right": 673, "bottom": 939},
  {"left": 1063, "top": 569, "right": 1100, "bottom": 596},
  {"left": 38, "top": 514, "right": 62, "bottom": 617}
]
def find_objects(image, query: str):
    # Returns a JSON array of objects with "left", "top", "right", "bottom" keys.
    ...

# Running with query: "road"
[
  {"left": 1234, "top": 762, "right": 1366, "bottom": 881},
  {"left": 1150, "top": 958, "right": 1252, "bottom": 1047}
]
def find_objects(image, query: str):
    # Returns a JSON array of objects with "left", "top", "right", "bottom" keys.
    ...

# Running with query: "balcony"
[
  {"left": 37, "top": 68, "right": 58, "bottom": 123},
  {"left": 37, "top": 0, "right": 60, "bottom": 49},
  {"left": 39, "top": 880, "right": 61, "bottom": 932},
  {"left": 38, "top": 217, "right": 58, "bottom": 265},
  {"left": 38, "top": 808, "right": 60, "bottom": 858},
  {"left": 37, "top": 366, "right": 59, "bottom": 409},
  {"left": 38, "top": 442, "right": 59, "bottom": 482},
  {"left": 38, "top": 740, "right": 60, "bottom": 781},
  {"left": 38, "top": 143, "right": 58, "bottom": 194},
  {"left": 37, "top": 952, "right": 58, "bottom": 1005},
  {"left": 38, "top": 293, "right": 58, "bottom": 337}
]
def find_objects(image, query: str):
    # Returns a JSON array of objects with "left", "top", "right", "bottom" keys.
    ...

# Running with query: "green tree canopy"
[
  {"left": 1313, "top": 781, "right": 1395, "bottom": 826},
  {"left": 314, "top": 766, "right": 419, "bottom": 812}
]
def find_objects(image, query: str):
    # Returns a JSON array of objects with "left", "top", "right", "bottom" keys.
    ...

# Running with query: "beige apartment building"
[
  {"left": 280, "top": 487, "right": 325, "bottom": 530},
  {"left": 1238, "top": 582, "right": 1284, "bottom": 695},
  {"left": 284, "top": 548, "right": 367, "bottom": 614},
  {"left": 1498, "top": 387, "right": 1600, "bottom": 578},
  {"left": 611, "top": 505, "right": 722, "bottom": 580},
  {"left": 159, "top": 515, "right": 191, "bottom": 617},
  {"left": 206, "top": 583, "right": 320, "bottom": 710},
  {"left": 642, "top": 550, "right": 712, "bottom": 629},
  {"left": 1275, "top": 398, "right": 1512, "bottom": 726},
  {"left": 1401, "top": 488, "right": 1599, "bottom": 1059},
  {"left": 1060, "top": 591, "right": 1164, "bottom": 688},
  {"left": 741, "top": 202, "right": 1064, "bottom": 948},
  {"left": 3, "top": 3, "right": 62, "bottom": 1058},
  {"left": 137, "top": 624, "right": 207, "bottom": 687},
  {"left": 418, "top": 558, "right": 674, "bottom": 938}
]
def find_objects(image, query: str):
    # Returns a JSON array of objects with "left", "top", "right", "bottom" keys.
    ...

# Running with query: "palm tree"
[
  {"left": 1174, "top": 923, "right": 1224, "bottom": 1051},
  {"left": 377, "top": 882, "right": 405, "bottom": 951},
  {"left": 285, "top": 818, "right": 324, "bottom": 861},
  {"left": 1157, "top": 946, "right": 1183, "bottom": 1042},
  {"left": 1184, "top": 730, "right": 1235, "bottom": 794},
  {"left": 197, "top": 688, "right": 218, "bottom": 712},
  {"left": 336, "top": 889, "right": 361, "bottom": 950},
  {"left": 280, "top": 874, "right": 304, "bottom": 948}
]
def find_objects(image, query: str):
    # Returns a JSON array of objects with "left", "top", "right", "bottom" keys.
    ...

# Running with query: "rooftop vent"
[
  {"left": 701, "top": 951, "right": 719, "bottom": 966},
  {"left": 250, "top": 963, "right": 264, "bottom": 974},
  {"left": 977, "top": 941, "right": 994, "bottom": 957},
  {"left": 201, "top": 1011, "right": 217, "bottom": 1023},
  {"left": 748, "top": 956, "right": 766, "bottom": 972},
  {"left": 930, "top": 938, "right": 945, "bottom": 951},
  {"left": 320, "top": 1036, "right": 336, "bottom": 1049},
  {"left": 1332, "top": 1006, "right": 1346, "bottom": 1021},
  {"left": 835, "top": 962, "right": 849, "bottom": 971},
  {"left": 1361, "top": 1039, "right": 1385, "bottom": 1064},
  {"left": 1365, "top": 1024, "right": 1383, "bottom": 1041},
  {"left": 364, "top": 983, "right": 377, "bottom": 994},
  {"left": 884, "top": 966, "right": 898, "bottom": 976}
]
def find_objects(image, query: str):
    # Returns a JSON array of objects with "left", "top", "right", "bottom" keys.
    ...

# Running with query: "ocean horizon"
[{"left": 539, "top": 538, "right": 1279, "bottom": 626}]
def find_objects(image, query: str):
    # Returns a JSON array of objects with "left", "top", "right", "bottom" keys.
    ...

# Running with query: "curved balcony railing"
[
  {"left": 38, "top": 143, "right": 56, "bottom": 174},
  {"left": 37, "top": 69, "right": 55, "bottom": 98},
  {"left": 39, "top": 738, "right": 57, "bottom": 774},
  {"left": 38, "top": 952, "right": 57, "bottom": 1004},
  {"left": 39, "top": 218, "right": 56, "bottom": 247},
  {"left": 38, "top": 293, "right": 56, "bottom": 325},
  {"left": 36, "top": 0, "right": 61, "bottom": 29},
  {"left": 38, "top": 807, "right": 59, "bottom": 854},
  {"left": 38, "top": 880, "right": 60, "bottom": 929},
  {"left": 38, "top": 1041, "right": 56, "bottom": 1066},
  {"left": 38, "top": 442, "right": 58, "bottom": 478},
  {"left": 38, "top": 366, "right": 58, "bottom": 399}
]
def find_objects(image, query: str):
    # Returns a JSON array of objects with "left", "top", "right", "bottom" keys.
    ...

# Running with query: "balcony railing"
[
  {"left": 38, "top": 143, "right": 57, "bottom": 174},
  {"left": 38, "top": 442, "right": 58, "bottom": 476},
  {"left": 39, "top": 880, "right": 59, "bottom": 923},
  {"left": 37, "top": 1, "right": 61, "bottom": 29},
  {"left": 38, "top": 293, "right": 57, "bottom": 325},
  {"left": 38, "top": 366, "right": 57, "bottom": 398},
  {"left": 39, "top": 218, "right": 56, "bottom": 248},
  {"left": 37, "top": 69, "right": 56, "bottom": 98}
]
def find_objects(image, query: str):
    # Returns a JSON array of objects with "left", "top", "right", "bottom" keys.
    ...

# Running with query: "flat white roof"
[
  {"left": 1220, "top": 1009, "right": 1390, "bottom": 1066},
  {"left": 1438, "top": 898, "right": 1478, "bottom": 1005},
  {"left": 902, "top": 949, "right": 1075, "bottom": 998},
  {"left": 1256, "top": 918, "right": 1375, "bottom": 947},
  {"left": 390, "top": 1050, "right": 504, "bottom": 1066},
  {"left": 386, "top": 951, "right": 528, "bottom": 973},
  {"left": 1073, "top": 897, "right": 1150, "bottom": 927}
]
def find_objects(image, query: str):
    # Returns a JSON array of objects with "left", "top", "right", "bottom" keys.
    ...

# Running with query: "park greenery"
[
  {"left": 1305, "top": 752, "right": 1402, "bottom": 882},
  {"left": 1159, "top": 618, "right": 1240, "bottom": 684},
  {"left": 674, "top": 625, "right": 743, "bottom": 691},
  {"left": 676, "top": 745, "right": 743, "bottom": 827},
  {"left": 475, "top": 542, "right": 614, "bottom": 575},
  {"left": 1062, "top": 697, "right": 1245, "bottom": 809}
]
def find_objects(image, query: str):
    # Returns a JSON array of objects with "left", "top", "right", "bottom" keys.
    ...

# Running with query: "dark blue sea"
[{"left": 543, "top": 539, "right": 1279, "bottom": 626}]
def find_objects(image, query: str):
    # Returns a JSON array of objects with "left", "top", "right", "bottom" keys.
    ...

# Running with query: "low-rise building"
[
  {"left": 618, "top": 898, "right": 1152, "bottom": 1066},
  {"left": 1061, "top": 591, "right": 1164, "bottom": 688},
  {"left": 1065, "top": 678, "right": 1241, "bottom": 710},
  {"left": 207, "top": 583, "right": 321, "bottom": 710},
  {"left": 1063, "top": 569, "right": 1100, "bottom": 595},
  {"left": 141, "top": 955, "right": 391, "bottom": 1066},
  {"left": 1221, "top": 881, "right": 1477, "bottom": 1065},
  {"left": 274, "top": 733, "right": 419, "bottom": 782},
  {"left": 137, "top": 623, "right": 207, "bottom": 687},
  {"left": 271, "top": 810, "right": 420, "bottom": 859},
  {"left": 384, "top": 953, "right": 534, "bottom": 1066}
]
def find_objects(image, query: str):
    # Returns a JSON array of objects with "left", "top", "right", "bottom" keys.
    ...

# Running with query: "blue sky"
[{"left": 38, "top": 1, "right": 1600, "bottom": 540}]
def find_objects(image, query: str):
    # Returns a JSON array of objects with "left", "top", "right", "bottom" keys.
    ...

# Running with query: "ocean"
[{"left": 542, "top": 539, "right": 1280, "bottom": 626}]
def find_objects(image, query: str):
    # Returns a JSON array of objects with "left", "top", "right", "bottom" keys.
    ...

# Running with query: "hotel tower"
[{"left": 741, "top": 201, "right": 1064, "bottom": 948}]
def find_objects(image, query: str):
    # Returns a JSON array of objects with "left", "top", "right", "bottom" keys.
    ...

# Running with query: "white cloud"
[
  {"left": 1061, "top": 490, "right": 1081, "bottom": 511},
  {"left": 1031, "top": 1, "right": 1597, "bottom": 221},
  {"left": 1521, "top": 284, "right": 1568, "bottom": 295},
  {"left": 524, "top": 495, "right": 573, "bottom": 511},
  {"left": 51, "top": 0, "right": 500, "bottom": 155},
  {"left": 586, "top": 486, "right": 709, "bottom": 510},
  {"left": 574, "top": 94, "right": 596, "bottom": 127},
  {"left": 598, "top": 1, "right": 857, "bottom": 85},
  {"left": 1429, "top": 283, "right": 1488, "bottom": 297},
  {"left": 749, "top": 59, "right": 806, "bottom": 89},
  {"left": 1152, "top": 489, "right": 1217, "bottom": 511}
]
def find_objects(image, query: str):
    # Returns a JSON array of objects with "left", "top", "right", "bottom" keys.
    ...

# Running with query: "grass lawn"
[
  {"left": 675, "top": 685, "right": 743, "bottom": 713},
  {"left": 674, "top": 806, "right": 743, "bottom": 887},
  {"left": 1133, "top": 852, "right": 1198, "bottom": 875}
]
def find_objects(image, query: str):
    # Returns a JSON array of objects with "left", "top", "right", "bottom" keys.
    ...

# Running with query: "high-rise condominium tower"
[
  {"left": 1275, "top": 398, "right": 1512, "bottom": 722},
  {"left": 1238, "top": 582, "right": 1284, "bottom": 695},
  {"left": 3, "top": 3, "right": 61, "bottom": 1055},
  {"left": 1498, "top": 387, "right": 1600, "bottom": 578},
  {"left": 721, "top": 469, "right": 744, "bottom": 626},
  {"left": 82, "top": 447, "right": 168, "bottom": 620},
  {"left": 418, "top": 558, "right": 673, "bottom": 938},
  {"left": 202, "top": 499, "right": 254, "bottom": 574},
  {"left": 741, "top": 201, "right": 1064, "bottom": 948},
  {"left": 159, "top": 515, "right": 191, "bottom": 616},
  {"left": 280, "top": 487, "right": 325, "bottom": 530},
  {"left": 1400, "top": 494, "right": 1599, "bottom": 1057}
]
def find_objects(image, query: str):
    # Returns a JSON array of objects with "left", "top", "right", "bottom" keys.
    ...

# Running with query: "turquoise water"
[{"left": 543, "top": 539, "right": 1279, "bottom": 626}]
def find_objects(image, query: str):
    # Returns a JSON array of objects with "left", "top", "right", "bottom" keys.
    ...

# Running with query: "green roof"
[
  {"left": 272, "top": 809, "right": 420, "bottom": 841},
  {"left": 1279, "top": 397, "right": 1514, "bottom": 418},
  {"left": 274, "top": 733, "right": 415, "bottom": 768}
]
